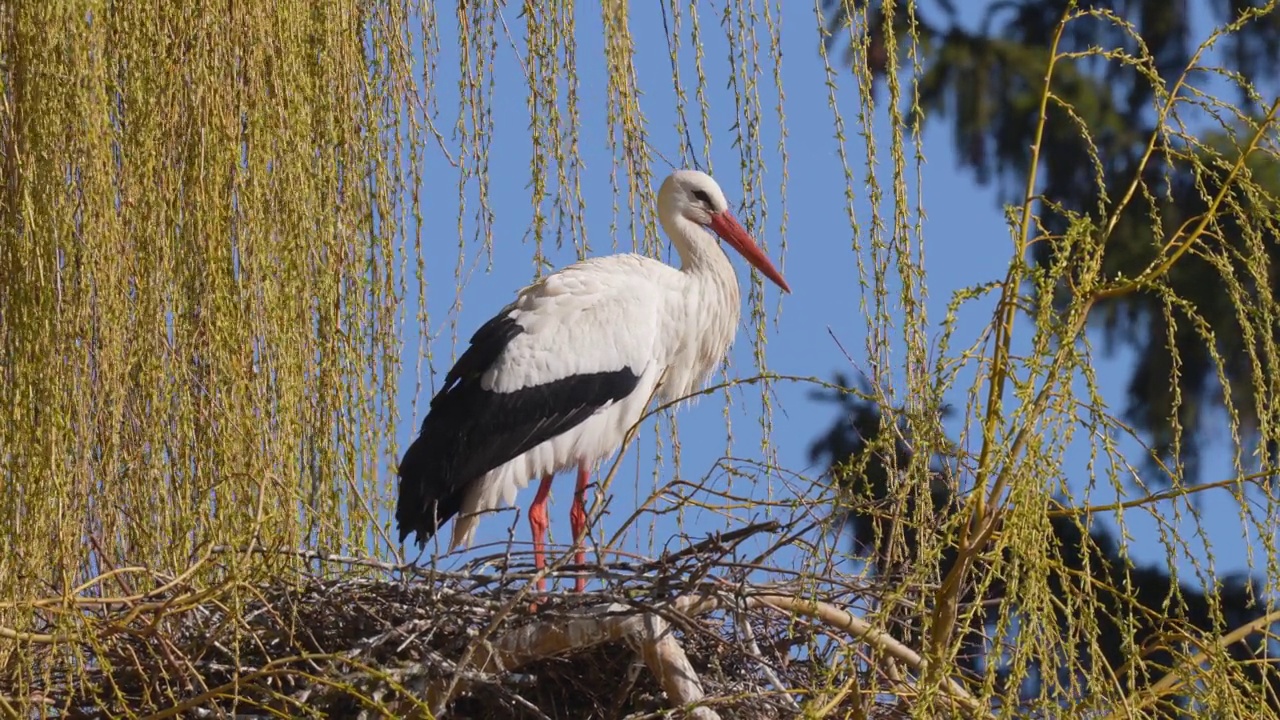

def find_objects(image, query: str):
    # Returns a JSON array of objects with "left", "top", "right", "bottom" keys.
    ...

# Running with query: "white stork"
[{"left": 396, "top": 169, "right": 790, "bottom": 592}]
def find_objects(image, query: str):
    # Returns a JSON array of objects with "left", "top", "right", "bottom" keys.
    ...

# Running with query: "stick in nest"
[{"left": 422, "top": 601, "right": 722, "bottom": 720}]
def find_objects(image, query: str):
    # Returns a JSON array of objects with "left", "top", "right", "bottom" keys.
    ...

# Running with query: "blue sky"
[{"left": 387, "top": 1, "right": 1265, "bottom": 589}]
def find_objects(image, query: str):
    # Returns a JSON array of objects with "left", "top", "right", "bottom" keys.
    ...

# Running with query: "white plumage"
[{"left": 396, "top": 169, "right": 790, "bottom": 591}]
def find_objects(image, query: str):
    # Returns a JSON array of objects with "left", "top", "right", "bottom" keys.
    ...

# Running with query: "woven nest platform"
[{"left": 3, "top": 524, "right": 981, "bottom": 719}]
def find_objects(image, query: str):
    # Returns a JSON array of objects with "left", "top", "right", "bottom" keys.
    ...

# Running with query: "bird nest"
[{"left": 2, "top": 523, "right": 981, "bottom": 719}]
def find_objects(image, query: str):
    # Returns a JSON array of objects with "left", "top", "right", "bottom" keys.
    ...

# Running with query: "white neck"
[
  {"left": 654, "top": 211, "right": 743, "bottom": 403},
  {"left": 660, "top": 212, "right": 736, "bottom": 281}
]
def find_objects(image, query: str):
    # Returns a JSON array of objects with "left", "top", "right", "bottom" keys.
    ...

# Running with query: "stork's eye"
[{"left": 692, "top": 189, "right": 713, "bottom": 207}]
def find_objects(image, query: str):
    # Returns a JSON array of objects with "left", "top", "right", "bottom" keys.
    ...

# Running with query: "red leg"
[
  {"left": 569, "top": 461, "right": 590, "bottom": 592},
  {"left": 528, "top": 473, "right": 554, "bottom": 593}
]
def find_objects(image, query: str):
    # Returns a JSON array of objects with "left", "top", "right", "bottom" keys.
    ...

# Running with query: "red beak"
[{"left": 708, "top": 211, "right": 791, "bottom": 293}]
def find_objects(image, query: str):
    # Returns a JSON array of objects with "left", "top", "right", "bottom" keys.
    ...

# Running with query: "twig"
[
  {"left": 733, "top": 602, "right": 800, "bottom": 711},
  {"left": 1107, "top": 607, "right": 1280, "bottom": 720},
  {"left": 390, "top": 649, "right": 552, "bottom": 720},
  {"left": 652, "top": 520, "right": 783, "bottom": 567}
]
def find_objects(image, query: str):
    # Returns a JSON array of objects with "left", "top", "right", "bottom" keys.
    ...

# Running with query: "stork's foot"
[
  {"left": 528, "top": 472, "right": 555, "bottom": 596},
  {"left": 570, "top": 461, "right": 591, "bottom": 593}
]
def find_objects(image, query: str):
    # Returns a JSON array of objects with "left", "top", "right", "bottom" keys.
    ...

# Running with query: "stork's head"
[{"left": 658, "top": 170, "right": 791, "bottom": 293}]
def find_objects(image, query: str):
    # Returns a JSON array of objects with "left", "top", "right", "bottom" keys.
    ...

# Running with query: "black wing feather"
[{"left": 395, "top": 312, "right": 640, "bottom": 548}]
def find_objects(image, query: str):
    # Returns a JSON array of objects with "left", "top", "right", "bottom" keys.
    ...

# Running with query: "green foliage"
[
  {"left": 826, "top": 0, "right": 1280, "bottom": 476},
  {"left": 810, "top": 380, "right": 1280, "bottom": 716},
  {"left": 0, "top": 0, "right": 413, "bottom": 704},
  {"left": 812, "top": 1, "right": 1280, "bottom": 715}
]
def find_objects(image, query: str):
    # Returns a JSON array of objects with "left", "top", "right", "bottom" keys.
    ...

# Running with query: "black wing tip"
[
  {"left": 394, "top": 461, "right": 463, "bottom": 550},
  {"left": 395, "top": 428, "right": 455, "bottom": 540},
  {"left": 394, "top": 502, "right": 448, "bottom": 550},
  {"left": 396, "top": 522, "right": 433, "bottom": 550}
]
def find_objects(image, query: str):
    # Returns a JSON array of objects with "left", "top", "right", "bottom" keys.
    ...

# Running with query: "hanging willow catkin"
[
  {"left": 7, "top": 0, "right": 1280, "bottom": 717},
  {"left": 0, "top": 0, "right": 411, "bottom": 613}
]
